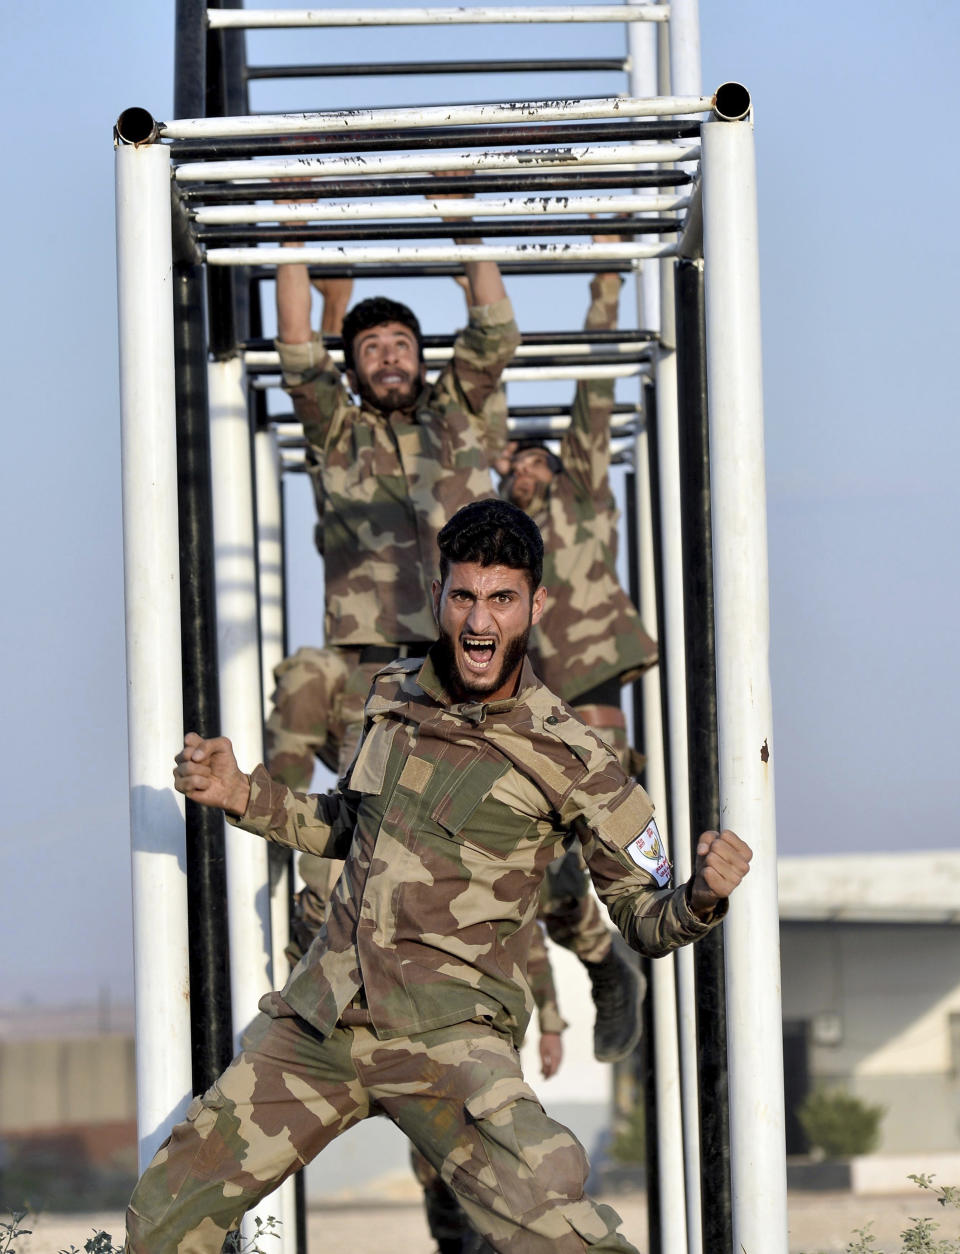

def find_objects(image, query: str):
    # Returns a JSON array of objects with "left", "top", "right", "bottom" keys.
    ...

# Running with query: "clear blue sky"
[{"left": 1, "top": 1, "right": 957, "bottom": 1007}]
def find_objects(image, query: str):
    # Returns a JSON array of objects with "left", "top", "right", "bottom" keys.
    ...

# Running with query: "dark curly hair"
[
  {"left": 340, "top": 297, "right": 423, "bottom": 373},
  {"left": 437, "top": 499, "right": 544, "bottom": 591}
]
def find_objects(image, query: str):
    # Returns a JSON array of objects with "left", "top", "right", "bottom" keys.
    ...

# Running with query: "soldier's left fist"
[{"left": 688, "top": 829, "right": 752, "bottom": 917}]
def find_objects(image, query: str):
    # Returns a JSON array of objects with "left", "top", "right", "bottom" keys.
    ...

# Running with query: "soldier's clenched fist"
[
  {"left": 688, "top": 829, "right": 753, "bottom": 918},
  {"left": 173, "top": 733, "right": 251, "bottom": 817}
]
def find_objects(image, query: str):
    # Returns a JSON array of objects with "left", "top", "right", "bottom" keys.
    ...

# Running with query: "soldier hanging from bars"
[{"left": 264, "top": 205, "right": 643, "bottom": 1066}]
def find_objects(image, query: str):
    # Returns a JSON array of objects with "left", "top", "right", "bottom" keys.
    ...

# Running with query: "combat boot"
[{"left": 584, "top": 945, "right": 644, "bottom": 1063}]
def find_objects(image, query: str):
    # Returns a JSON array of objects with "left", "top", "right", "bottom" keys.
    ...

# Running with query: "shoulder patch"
[{"left": 623, "top": 819, "right": 671, "bottom": 887}]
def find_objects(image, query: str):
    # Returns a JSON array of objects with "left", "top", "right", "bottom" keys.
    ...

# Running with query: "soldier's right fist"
[{"left": 173, "top": 733, "right": 251, "bottom": 817}]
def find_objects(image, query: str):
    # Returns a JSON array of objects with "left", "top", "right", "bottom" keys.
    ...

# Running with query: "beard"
[
  {"left": 433, "top": 621, "right": 531, "bottom": 703},
  {"left": 355, "top": 368, "right": 419, "bottom": 414}
]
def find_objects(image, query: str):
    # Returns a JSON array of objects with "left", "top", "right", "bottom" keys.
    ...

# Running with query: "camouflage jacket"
[
  {"left": 233, "top": 651, "right": 722, "bottom": 1047},
  {"left": 278, "top": 299, "right": 520, "bottom": 648},
  {"left": 523, "top": 274, "right": 658, "bottom": 702}
]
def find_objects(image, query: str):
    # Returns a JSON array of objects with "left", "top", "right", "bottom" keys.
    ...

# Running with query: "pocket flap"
[{"left": 464, "top": 1074, "right": 540, "bottom": 1123}]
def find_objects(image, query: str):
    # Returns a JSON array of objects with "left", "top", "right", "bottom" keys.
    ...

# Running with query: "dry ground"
[{"left": 8, "top": 1189, "right": 956, "bottom": 1254}]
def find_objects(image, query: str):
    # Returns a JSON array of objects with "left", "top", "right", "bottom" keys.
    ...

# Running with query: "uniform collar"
[{"left": 419, "top": 649, "right": 540, "bottom": 722}]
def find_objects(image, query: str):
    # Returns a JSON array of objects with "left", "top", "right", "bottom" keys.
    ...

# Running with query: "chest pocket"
[
  {"left": 347, "top": 720, "right": 404, "bottom": 796},
  {"left": 428, "top": 758, "right": 536, "bottom": 861}
]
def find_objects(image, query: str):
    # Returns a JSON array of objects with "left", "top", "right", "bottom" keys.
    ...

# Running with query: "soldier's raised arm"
[
  {"left": 559, "top": 236, "right": 625, "bottom": 500},
  {"left": 274, "top": 241, "right": 354, "bottom": 447},
  {"left": 429, "top": 179, "right": 520, "bottom": 435},
  {"left": 276, "top": 254, "right": 313, "bottom": 345},
  {"left": 173, "top": 732, "right": 356, "bottom": 861}
]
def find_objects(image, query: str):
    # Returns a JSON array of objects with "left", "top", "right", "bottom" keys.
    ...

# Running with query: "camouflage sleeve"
[
  {"left": 560, "top": 273, "right": 622, "bottom": 500},
  {"left": 276, "top": 334, "right": 351, "bottom": 451},
  {"left": 560, "top": 769, "right": 726, "bottom": 956},
  {"left": 526, "top": 921, "right": 568, "bottom": 1036},
  {"left": 227, "top": 763, "right": 357, "bottom": 859},
  {"left": 432, "top": 297, "right": 521, "bottom": 461}
]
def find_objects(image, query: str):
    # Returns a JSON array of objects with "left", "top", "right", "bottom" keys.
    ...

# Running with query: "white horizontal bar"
[
  {"left": 245, "top": 340, "right": 650, "bottom": 366},
  {"left": 274, "top": 409, "right": 640, "bottom": 435},
  {"left": 162, "top": 96, "right": 711, "bottom": 141},
  {"left": 195, "top": 192, "right": 689, "bottom": 226},
  {"left": 507, "top": 362, "right": 649, "bottom": 380},
  {"left": 208, "top": 6, "right": 669, "bottom": 29},
  {"left": 253, "top": 361, "right": 647, "bottom": 389},
  {"left": 176, "top": 143, "right": 700, "bottom": 184},
  {"left": 205, "top": 240, "right": 671, "bottom": 266}
]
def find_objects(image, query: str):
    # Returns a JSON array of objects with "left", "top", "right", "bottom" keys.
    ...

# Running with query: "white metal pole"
[
  {"left": 208, "top": 356, "right": 274, "bottom": 1038},
  {"left": 244, "top": 341, "right": 654, "bottom": 366},
  {"left": 254, "top": 429, "right": 290, "bottom": 990},
  {"left": 206, "top": 242, "right": 678, "bottom": 269},
  {"left": 209, "top": 5, "right": 669, "bottom": 28},
  {"left": 161, "top": 97, "right": 710, "bottom": 140},
  {"left": 176, "top": 142, "right": 700, "bottom": 184},
  {"left": 627, "top": 16, "right": 690, "bottom": 1250},
  {"left": 701, "top": 114, "right": 788, "bottom": 1254},
  {"left": 115, "top": 140, "right": 193, "bottom": 1169},
  {"left": 195, "top": 192, "right": 690, "bottom": 226},
  {"left": 655, "top": 7, "right": 706, "bottom": 1247},
  {"left": 209, "top": 358, "right": 293, "bottom": 1244},
  {"left": 667, "top": 0, "right": 702, "bottom": 104}
]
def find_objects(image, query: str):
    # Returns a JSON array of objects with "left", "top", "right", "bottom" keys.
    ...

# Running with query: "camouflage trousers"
[
  {"left": 125, "top": 1012, "right": 639, "bottom": 1254},
  {"left": 264, "top": 645, "right": 383, "bottom": 788}
]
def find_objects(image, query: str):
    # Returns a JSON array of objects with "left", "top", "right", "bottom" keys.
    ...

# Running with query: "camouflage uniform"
[
  {"left": 264, "top": 297, "right": 520, "bottom": 786},
  {"left": 410, "top": 922, "right": 565, "bottom": 1254},
  {"left": 127, "top": 653, "right": 723, "bottom": 1254},
  {"left": 498, "top": 275, "right": 658, "bottom": 1058},
  {"left": 520, "top": 274, "right": 658, "bottom": 712}
]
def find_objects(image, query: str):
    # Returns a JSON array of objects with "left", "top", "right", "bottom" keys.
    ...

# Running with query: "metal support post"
[
  {"left": 173, "top": 265, "right": 236, "bottom": 1093},
  {"left": 115, "top": 139, "right": 193, "bottom": 1168},
  {"left": 207, "top": 355, "right": 284, "bottom": 1242},
  {"left": 701, "top": 110, "right": 788, "bottom": 1254},
  {"left": 667, "top": 0, "right": 702, "bottom": 104},
  {"left": 174, "top": 0, "right": 236, "bottom": 1106},
  {"left": 209, "top": 361, "right": 272, "bottom": 1032},
  {"left": 640, "top": 374, "right": 688, "bottom": 1254},
  {"left": 674, "top": 257, "right": 732, "bottom": 1252},
  {"left": 254, "top": 428, "right": 291, "bottom": 1001},
  {"left": 627, "top": 17, "right": 690, "bottom": 1245}
]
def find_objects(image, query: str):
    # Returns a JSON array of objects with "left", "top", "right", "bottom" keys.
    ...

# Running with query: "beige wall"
[
  {"left": 0, "top": 1035, "right": 136, "bottom": 1133},
  {"left": 781, "top": 921, "right": 960, "bottom": 1153}
]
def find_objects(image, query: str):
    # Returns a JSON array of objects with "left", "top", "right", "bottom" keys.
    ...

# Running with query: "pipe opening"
[
  {"left": 115, "top": 107, "right": 160, "bottom": 146},
  {"left": 713, "top": 82, "right": 751, "bottom": 122}
]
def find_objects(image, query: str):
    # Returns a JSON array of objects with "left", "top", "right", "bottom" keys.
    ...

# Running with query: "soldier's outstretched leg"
[
  {"left": 125, "top": 1010, "right": 370, "bottom": 1254},
  {"left": 411, "top": 1145, "right": 497, "bottom": 1254},
  {"left": 541, "top": 851, "right": 644, "bottom": 1064},
  {"left": 380, "top": 1021, "right": 640, "bottom": 1254}
]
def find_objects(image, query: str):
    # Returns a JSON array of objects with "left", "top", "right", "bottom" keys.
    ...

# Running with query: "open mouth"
[
  {"left": 375, "top": 370, "right": 409, "bottom": 388},
  {"left": 460, "top": 635, "right": 497, "bottom": 673}
]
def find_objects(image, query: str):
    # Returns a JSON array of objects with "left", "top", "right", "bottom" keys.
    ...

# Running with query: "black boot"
[{"left": 584, "top": 945, "right": 644, "bottom": 1063}]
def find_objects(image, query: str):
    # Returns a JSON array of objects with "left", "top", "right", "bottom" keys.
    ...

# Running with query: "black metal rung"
[
  {"left": 246, "top": 58, "right": 628, "bottom": 80},
  {"left": 171, "top": 118, "right": 700, "bottom": 162},
  {"left": 200, "top": 218, "right": 682, "bottom": 245},
  {"left": 242, "top": 329, "right": 655, "bottom": 351},
  {"left": 249, "top": 259, "right": 637, "bottom": 279}
]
